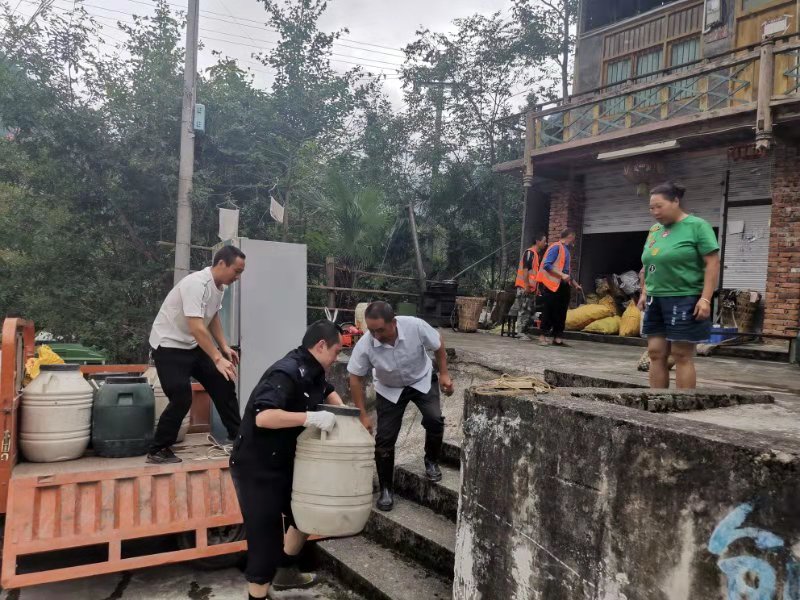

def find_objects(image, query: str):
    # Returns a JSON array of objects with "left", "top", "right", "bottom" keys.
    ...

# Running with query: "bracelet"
[{"left": 699, "top": 298, "right": 711, "bottom": 305}]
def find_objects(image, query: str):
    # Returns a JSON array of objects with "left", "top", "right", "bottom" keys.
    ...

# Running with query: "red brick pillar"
[
  {"left": 763, "top": 141, "right": 800, "bottom": 336},
  {"left": 548, "top": 177, "right": 586, "bottom": 280}
]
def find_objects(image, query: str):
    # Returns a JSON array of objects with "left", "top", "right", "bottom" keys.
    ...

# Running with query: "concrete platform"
[
  {"left": 443, "top": 329, "right": 800, "bottom": 447},
  {"left": 443, "top": 330, "right": 800, "bottom": 399}
]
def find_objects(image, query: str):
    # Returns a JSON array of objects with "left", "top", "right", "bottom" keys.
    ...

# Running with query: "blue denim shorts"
[{"left": 642, "top": 295, "right": 712, "bottom": 343}]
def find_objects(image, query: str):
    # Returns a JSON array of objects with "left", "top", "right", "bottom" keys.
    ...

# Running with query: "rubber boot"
[
  {"left": 375, "top": 451, "right": 395, "bottom": 511},
  {"left": 271, "top": 566, "right": 318, "bottom": 590}
]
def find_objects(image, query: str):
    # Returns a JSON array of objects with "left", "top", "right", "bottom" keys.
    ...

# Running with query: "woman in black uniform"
[{"left": 230, "top": 320, "right": 344, "bottom": 600}]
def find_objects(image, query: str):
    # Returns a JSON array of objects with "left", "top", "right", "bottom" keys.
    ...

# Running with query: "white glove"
[{"left": 304, "top": 410, "right": 336, "bottom": 432}]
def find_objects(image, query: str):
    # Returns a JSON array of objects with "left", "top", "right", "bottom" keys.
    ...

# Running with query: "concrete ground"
[
  {"left": 443, "top": 329, "right": 800, "bottom": 445},
  {"left": 0, "top": 564, "right": 364, "bottom": 600}
]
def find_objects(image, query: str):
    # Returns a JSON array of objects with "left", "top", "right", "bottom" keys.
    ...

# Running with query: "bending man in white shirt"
[
  {"left": 348, "top": 301, "right": 454, "bottom": 512},
  {"left": 146, "top": 245, "right": 245, "bottom": 464}
]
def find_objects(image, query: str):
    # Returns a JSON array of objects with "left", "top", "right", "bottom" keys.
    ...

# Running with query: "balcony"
[{"left": 496, "top": 35, "right": 800, "bottom": 173}]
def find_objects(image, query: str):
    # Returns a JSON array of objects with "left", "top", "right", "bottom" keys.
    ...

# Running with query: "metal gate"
[
  {"left": 582, "top": 149, "right": 728, "bottom": 234},
  {"left": 722, "top": 204, "right": 772, "bottom": 292}
]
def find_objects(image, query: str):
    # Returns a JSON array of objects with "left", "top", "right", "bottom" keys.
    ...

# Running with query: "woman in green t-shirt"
[{"left": 637, "top": 182, "right": 720, "bottom": 390}]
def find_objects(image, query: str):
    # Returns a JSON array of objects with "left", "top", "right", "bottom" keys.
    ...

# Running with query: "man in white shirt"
[
  {"left": 147, "top": 245, "right": 246, "bottom": 464},
  {"left": 348, "top": 301, "right": 454, "bottom": 512}
]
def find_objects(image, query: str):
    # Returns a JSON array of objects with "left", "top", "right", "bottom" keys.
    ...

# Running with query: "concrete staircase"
[{"left": 315, "top": 441, "right": 461, "bottom": 600}]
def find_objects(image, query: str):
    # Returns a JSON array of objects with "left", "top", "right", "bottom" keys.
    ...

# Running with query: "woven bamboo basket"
[{"left": 456, "top": 296, "right": 486, "bottom": 333}]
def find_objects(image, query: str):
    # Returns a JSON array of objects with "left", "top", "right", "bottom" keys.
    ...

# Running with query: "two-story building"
[{"left": 497, "top": 0, "right": 800, "bottom": 337}]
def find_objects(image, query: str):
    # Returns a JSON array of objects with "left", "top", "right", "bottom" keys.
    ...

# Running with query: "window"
[
  {"left": 670, "top": 37, "right": 700, "bottom": 68},
  {"left": 607, "top": 58, "right": 633, "bottom": 85},
  {"left": 742, "top": 0, "right": 781, "bottom": 12},
  {"left": 669, "top": 37, "right": 701, "bottom": 101},
  {"left": 634, "top": 49, "right": 664, "bottom": 109},
  {"left": 603, "top": 58, "right": 632, "bottom": 124}
]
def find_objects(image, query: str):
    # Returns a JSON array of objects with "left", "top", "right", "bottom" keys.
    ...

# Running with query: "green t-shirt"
[{"left": 641, "top": 215, "right": 719, "bottom": 297}]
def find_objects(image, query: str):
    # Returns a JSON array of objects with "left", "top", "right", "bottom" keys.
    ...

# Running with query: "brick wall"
[
  {"left": 548, "top": 177, "right": 586, "bottom": 281},
  {"left": 763, "top": 141, "right": 800, "bottom": 337}
]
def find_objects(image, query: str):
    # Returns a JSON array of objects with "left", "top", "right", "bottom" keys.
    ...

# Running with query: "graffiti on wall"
[{"left": 709, "top": 503, "right": 799, "bottom": 600}]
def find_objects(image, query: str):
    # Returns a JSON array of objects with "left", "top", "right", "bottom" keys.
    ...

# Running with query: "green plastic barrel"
[{"left": 92, "top": 376, "right": 154, "bottom": 457}]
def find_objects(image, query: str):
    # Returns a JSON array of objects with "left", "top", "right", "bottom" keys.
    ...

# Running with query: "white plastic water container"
[
  {"left": 144, "top": 366, "right": 189, "bottom": 442},
  {"left": 291, "top": 405, "right": 375, "bottom": 536},
  {"left": 21, "top": 364, "right": 93, "bottom": 462}
]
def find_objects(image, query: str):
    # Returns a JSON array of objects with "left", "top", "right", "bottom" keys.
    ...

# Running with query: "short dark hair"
[
  {"left": 650, "top": 182, "right": 686, "bottom": 202},
  {"left": 533, "top": 232, "right": 547, "bottom": 242},
  {"left": 365, "top": 301, "right": 395, "bottom": 322},
  {"left": 213, "top": 245, "right": 246, "bottom": 267},
  {"left": 302, "top": 319, "right": 342, "bottom": 349},
  {"left": 560, "top": 228, "right": 576, "bottom": 239}
]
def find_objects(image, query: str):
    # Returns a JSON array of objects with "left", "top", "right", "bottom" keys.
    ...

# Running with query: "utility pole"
[
  {"left": 174, "top": 0, "right": 200, "bottom": 285},
  {"left": 407, "top": 203, "right": 427, "bottom": 295},
  {"left": 415, "top": 80, "right": 454, "bottom": 182}
]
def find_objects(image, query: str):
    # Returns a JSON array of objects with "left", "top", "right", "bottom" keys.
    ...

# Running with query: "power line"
[
  {"left": 49, "top": 1, "right": 405, "bottom": 71},
  {"left": 116, "top": 0, "right": 408, "bottom": 56}
]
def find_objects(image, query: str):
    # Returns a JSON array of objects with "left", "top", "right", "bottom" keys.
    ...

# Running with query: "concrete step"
[
  {"left": 315, "top": 535, "right": 452, "bottom": 600},
  {"left": 440, "top": 440, "right": 461, "bottom": 469},
  {"left": 394, "top": 461, "right": 460, "bottom": 522},
  {"left": 363, "top": 496, "right": 456, "bottom": 578}
]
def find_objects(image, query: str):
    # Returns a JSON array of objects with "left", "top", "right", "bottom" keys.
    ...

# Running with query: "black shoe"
[
  {"left": 376, "top": 487, "right": 394, "bottom": 511},
  {"left": 424, "top": 458, "right": 442, "bottom": 482},
  {"left": 271, "top": 566, "right": 319, "bottom": 590},
  {"left": 146, "top": 447, "right": 182, "bottom": 464}
]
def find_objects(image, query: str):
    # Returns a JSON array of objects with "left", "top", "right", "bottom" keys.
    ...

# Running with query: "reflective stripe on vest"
[
  {"left": 535, "top": 242, "right": 566, "bottom": 292},
  {"left": 515, "top": 247, "right": 540, "bottom": 288}
]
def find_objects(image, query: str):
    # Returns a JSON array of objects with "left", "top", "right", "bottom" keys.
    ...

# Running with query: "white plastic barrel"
[
  {"left": 21, "top": 364, "right": 93, "bottom": 462},
  {"left": 291, "top": 405, "right": 375, "bottom": 536},
  {"left": 354, "top": 303, "right": 369, "bottom": 334},
  {"left": 144, "top": 367, "right": 189, "bottom": 442}
]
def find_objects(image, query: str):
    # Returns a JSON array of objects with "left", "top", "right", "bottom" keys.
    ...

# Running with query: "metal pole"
[
  {"left": 407, "top": 204, "right": 427, "bottom": 294},
  {"left": 174, "top": 0, "right": 199, "bottom": 285}
]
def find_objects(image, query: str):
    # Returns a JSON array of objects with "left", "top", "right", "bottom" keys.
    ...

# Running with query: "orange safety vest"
[
  {"left": 515, "top": 246, "right": 541, "bottom": 289},
  {"left": 536, "top": 242, "right": 566, "bottom": 292}
]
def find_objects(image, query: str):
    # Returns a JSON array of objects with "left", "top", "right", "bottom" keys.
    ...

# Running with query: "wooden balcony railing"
[{"left": 499, "top": 35, "right": 800, "bottom": 160}]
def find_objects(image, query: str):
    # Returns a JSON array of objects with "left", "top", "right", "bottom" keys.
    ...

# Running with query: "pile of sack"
[{"left": 566, "top": 297, "right": 642, "bottom": 337}]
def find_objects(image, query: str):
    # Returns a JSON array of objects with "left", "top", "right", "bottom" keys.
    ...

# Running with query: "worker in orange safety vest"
[
  {"left": 509, "top": 232, "right": 547, "bottom": 337},
  {"left": 536, "top": 228, "right": 582, "bottom": 346}
]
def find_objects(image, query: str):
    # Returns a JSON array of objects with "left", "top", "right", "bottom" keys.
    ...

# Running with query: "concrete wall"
[
  {"left": 573, "top": 34, "right": 603, "bottom": 95},
  {"left": 455, "top": 389, "right": 800, "bottom": 600}
]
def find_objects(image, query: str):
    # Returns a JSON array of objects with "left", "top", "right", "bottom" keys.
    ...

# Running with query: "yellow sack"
[
  {"left": 598, "top": 295, "right": 619, "bottom": 316},
  {"left": 565, "top": 304, "right": 614, "bottom": 331},
  {"left": 619, "top": 303, "right": 642, "bottom": 337},
  {"left": 584, "top": 316, "right": 621, "bottom": 335},
  {"left": 25, "top": 345, "right": 65, "bottom": 382}
]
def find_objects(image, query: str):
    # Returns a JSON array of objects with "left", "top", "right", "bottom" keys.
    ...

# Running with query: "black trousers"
[
  {"left": 231, "top": 469, "right": 293, "bottom": 585},
  {"left": 540, "top": 282, "right": 571, "bottom": 338},
  {"left": 151, "top": 346, "right": 241, "bottom": 453},
  {"left": 375, "top": 374, "right": 444, "bottom": 463}
]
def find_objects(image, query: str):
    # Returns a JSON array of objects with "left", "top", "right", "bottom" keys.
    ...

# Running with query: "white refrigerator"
[{"left": 211, "top": 239, "right": 307, "bottom": 435}]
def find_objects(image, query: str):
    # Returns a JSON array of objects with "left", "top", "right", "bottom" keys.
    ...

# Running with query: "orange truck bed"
[
  {"left": 2, "top": 434, "right": 244, "bottom": 588},
  {"left": 0, "top": 318, "right": 245, "bottom": 589}
]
